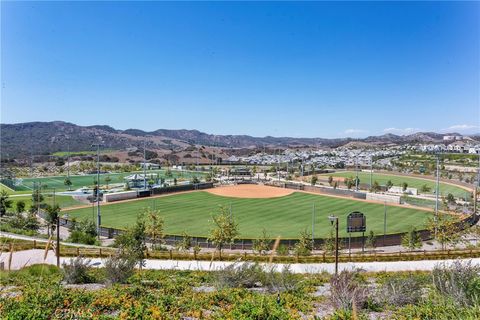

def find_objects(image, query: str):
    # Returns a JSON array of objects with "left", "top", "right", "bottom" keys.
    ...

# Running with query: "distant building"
[
  {"left": 140, "top": 162, "right": 161, "bottom": 170},
  {"left": 443, "top": 135, "right": 463, "bottom": 141}
]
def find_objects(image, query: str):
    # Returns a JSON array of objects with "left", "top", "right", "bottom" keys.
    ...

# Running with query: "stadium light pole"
[
  {"left": 92, "top": 143, "right": 103, "bottom": 239},
  {"left": 355, "top": 156, "right": 359, "bottom": 191},
  {"left": 311, "top": 203, "right": 315, "bottom": 249},
  {"left": 143, "top": 140, "right": 147, "bottom": 190},
  {"left": 369, "top": 155, "right": 373, "bottom": 190},
  {"left": 435, "top": 154, "right": 440, "bottom": 237},
  {"left": 328, "top": 215, "right": 339, "bottom": 275},
  {"left": 383, "top": 201, "right": 387, "bottom": 246}
]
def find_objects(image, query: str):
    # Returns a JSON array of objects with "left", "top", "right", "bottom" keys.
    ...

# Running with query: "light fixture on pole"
[
  {"left": 91, "top": 143, "right": 103, "bottom": 239},
  {"left": 328, "top": 215, "right": 339, "bottom": 275}
]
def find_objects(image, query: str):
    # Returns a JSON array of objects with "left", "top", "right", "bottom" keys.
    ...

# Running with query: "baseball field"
[
  {"left": 3, "top": 169, "right": 206, "bottom": 194},
  {"left": 65, "top": 185, "right": 434, "bottom": 239},
  {"left": 318, "top": 171, "right": 469, "bottom": 198}
]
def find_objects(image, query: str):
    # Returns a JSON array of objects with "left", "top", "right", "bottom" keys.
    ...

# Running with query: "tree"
[
  {"left": 344, "top": 177, "right": 355, "bottom": 190},
  {"left": 104, "top": 176, "right": 112, "bottom": 189},
  {"left": 294, "top": 230, "right": 313, "bottom": 256},
  {"left": 371, "top": 181, "right": 381, "bottom": 193},
  {"left": 420, "top": 184, "right": 431, "bottom": 193},
  {"left": 427, "top": 213, "right": 463, "bottom": 250},
  {"left": 386, "top": 180, "right": 394, "bottom": 190},
  {"left": 333, "top": 181, "right": 338, "bottom": 189},
  {"left": 0, "top": 190, "right": 12, "bottom": 217},
  {"left": 401, "top": 228, "right": 422, "bottom": 251},
  {"left": 64, "top": 177, "right": 73, "bottom": 191},
  {"left": 191, "top": 176, "right": 200, "bottom": 184},
  {"left": 31, "top": 189, "right": 44, "bottom": 211},
  {"left": 144, "top": 207, "right": 164, "bottom": 250},
  {"left": 310, "top": 175, "right": 318, "bottom": 186},
  {"left": 175, "top": 231, "right": 192, "bottom": 252},
  {"left": 15, "top": 200, "right": 26, "bottom": 213},
  {"left": 321, "top": 230, "right": 336, "bottom": 254},
  {"left": 402, "top": 182, "right": 408, "bottom": 192},
  {"left": 208, "top": 206, "right": 239, "bottom": 258},
  {"left": 252, "top": 229, "right": 272, "bottom": 255},
  {"left": 173, "top": 177, "right": 178, "bottom": 186},
  {"left": 114, "top": 214, "right": 148, "bottom": 269},
  {"left": 365, "top": 230, "right": 376, "bottom": 249},
  {"left": 446, "top": 193, "right": 456, "bottom": 204},
  {"left": 328, "top": 176, "right": 333, "bottom": 186},
  {"left": 44, "top": 204, "right": 60, "bottom": 237}
]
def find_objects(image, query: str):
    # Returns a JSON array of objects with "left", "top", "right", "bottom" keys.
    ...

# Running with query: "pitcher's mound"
[{"left": 206, "top": 184, "right": 294, "bottom": 198}]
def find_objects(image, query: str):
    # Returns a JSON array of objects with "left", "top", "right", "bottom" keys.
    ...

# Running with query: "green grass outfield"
[
  {"left": 319, "top": 171, "right": 469, "bottom": 198},
  {"left": 4, "top": 169, "right": 207, "bottom": 193},
  {"left": 65, "top": 191, "right": 433, "bottom": 239},
  {"left": 8, "top": 194, "right": 84, "bottom": 210}
]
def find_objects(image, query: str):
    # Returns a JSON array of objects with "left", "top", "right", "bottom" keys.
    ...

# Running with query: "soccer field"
[
  {"left": 319, "top": 171, "right": 469, "bottom": 198},
  {"left": 65, "top": 191, "right": 434, "bottom": 239},
  {"left": 7, "top": 170, "right": 206, "bottom": 193}
]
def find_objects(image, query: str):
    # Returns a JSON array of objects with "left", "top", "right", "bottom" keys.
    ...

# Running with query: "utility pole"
[
  {"left": 92, "top": 143, "right": 102, "bottom": 239},
  {"left": 355, "top": 156, "right": 359, "bottom": 191},
  {"left": 370, "top": 155, "right": 373, "bottom": 190},
  {"left": 474, "top": 153, "right": 480, "bottom": 215},
  {"left": 434, "top": 154, "right": 440, "bottom": 238},
  {"left": 383, "top": 201, "right": 387, "bottom": 246},
  {"left": 67, "top": 143, "right": 70, "bottom": 179},
  {"left": 54, "top": 188, "right": 60, "bottom": 267},
  {"left": 311, "top": 203, "right": 315, "bottom": 248},
  {"left": 143, "top": 140, "right": 147, "bottom": 190}
]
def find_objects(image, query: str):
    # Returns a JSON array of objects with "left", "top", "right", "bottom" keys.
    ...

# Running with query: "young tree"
[
  {"left": 64, "top": 177, "right": 73, "bottom": 191},
  {"left": 0, "top": 190, "right": 12, "bottom": 217},
  {"left": 294, "top": 230, "right": 313, "bottom": 256},
  {"left": 173, "top": 177, "right": 178, "bottom": 186},
  {"left": 365, "top": 230, "right": 376, "bottom": 249},
  {"left": 446, "top": 193, "right": 456, "bottom": 204},
  {"left": 328, "top": 175, "right": 334, "bottom": 186},
  {"left": 175, "top": 231, "right": 192, "bottom": 252},
  {"left": 370, "top": 181, "right": 381, "bottom": 193},
  {"left": 252, "top": 229, "right": 272, "bottom": 255},
  {"left": 401, "top": 228, "right": 422, "bottom": 251},
  {"left": 114, "top": 214, "right": 148, "bottom": 269},
  {"left": 15, "top": 200, "right": 26, "bottom": 213},
  {"left": 333, "top": 181, "right": 338, "bottom": 189},
  {"left": 30, "top": 189, "right": 44, "bottom": 213},
  {"left": 427, "top": 214, "right": 463, "bottom": 251},
  {"left": 310, "top": 175, "right": 318, "bottom": 186},
  {"left": 386, "top": 180, "right": 393, "bottom": 190},
  {"left": 44, "top": 204, "right": 61, "bottom": 237},
  {"left": 321, "top": 230, "right": 336, "bottom": 254},
  {"left": 104, "top": 176, "right": 111, "bottom": 189},
  {"left": 208, "top": 206, "right": 239, "bottom": 258},
  {"left": 402, "top": 182, "right": 408, "bottom": 192},
  {"left": 144, "top": 207, "right": 164, "bottom": 250},
  {"left": 420, "top": 184, "right": 431, "bottom": 193}
]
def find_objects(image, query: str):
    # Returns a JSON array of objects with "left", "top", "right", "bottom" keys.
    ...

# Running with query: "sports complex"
[
  {"left": 2, "top": 169, "right": 475, "bottom": 243},
  {"left": 63, "top": 184, "right": 436, "bottom": 239}
]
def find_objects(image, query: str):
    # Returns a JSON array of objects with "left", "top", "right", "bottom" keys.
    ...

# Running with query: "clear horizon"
[{"left": 1, "top": 1, "right": 479, "bottom": 138}]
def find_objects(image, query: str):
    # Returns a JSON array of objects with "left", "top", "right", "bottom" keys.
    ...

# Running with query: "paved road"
[{"left": 2, "top": 249, "right": 479, "bottom": 273}]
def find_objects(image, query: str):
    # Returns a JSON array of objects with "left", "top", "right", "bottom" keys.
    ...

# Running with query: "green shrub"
[
  {"left": 62, "top": 256, "right": 93, "bottom": 284},
  {"left": 432, "top": 260, "right": 480, "bottom": 306},
  {"left": 104, "top": 253, "right": 136, "bottom": 285}
]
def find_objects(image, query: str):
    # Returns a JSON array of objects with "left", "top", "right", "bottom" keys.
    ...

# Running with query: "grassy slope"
[
  {"left": 66, "top": 191, "right": 433, "bottom": 238},
  {"left": 8, "top": 194, "right": 84, "bottom": 209},
  {"left": 319, "top": 171, "right": 469, "bottom": 198}
]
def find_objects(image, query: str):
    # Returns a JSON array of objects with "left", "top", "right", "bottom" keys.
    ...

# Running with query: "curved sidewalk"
[{"left": 1, "top": 249, "right": 479, "bottom": 273}]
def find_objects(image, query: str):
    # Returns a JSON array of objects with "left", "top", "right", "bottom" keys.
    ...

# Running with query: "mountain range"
[{"left": 0, "top": 121, "right": 478, "bottom": 159}]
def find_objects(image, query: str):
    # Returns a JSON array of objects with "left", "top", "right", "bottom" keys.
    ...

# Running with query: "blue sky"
[{"left": 1, "top": 1, "right": 479, "bottom": 138}]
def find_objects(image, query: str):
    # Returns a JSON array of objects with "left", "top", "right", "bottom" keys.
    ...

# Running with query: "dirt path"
[{"left": 206, "top": 184, "right": 294, "bottom": 198}]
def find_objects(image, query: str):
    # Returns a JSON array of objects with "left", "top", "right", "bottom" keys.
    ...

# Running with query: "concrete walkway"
[{"left": 2, "top": 249, "right": 480, "bottom": 273}]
